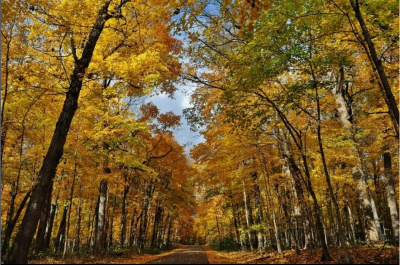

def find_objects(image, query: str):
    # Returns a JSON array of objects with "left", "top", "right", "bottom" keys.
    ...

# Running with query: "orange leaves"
[{"left": 157, "top": 112, "right": 182, "bottom": 130}]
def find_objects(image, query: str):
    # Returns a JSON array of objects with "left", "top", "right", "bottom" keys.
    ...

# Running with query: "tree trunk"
[
  {"left": 7, "top": 3, "right": 112, "bottom": 263},
  {"left": 166, "top": 218, "right": 173, "bottom": 249},
  {"left": 2, "top": 191, "right": 31, "bottom": 262},
  {"left": 152, "top": 206, "right": 163, "bottom": 248},
  {"left": 314, "top": 80, "right": 352, "bottom": 263},
  {"left": 44, "top": 195, "right": 58, "bottom": 250},
  {"left": 353, "top": 167, "right": 380, "bottom": 244},
  {"left": 76, "top": 199, "right": 83, "bottom": 252},
  {"left": 272, "top": 210, "right": 282, "bottom": 254},
  {"left": 332, "top": 67, "right": 380, "bottom": 245},
  {"left": 383, "top": 152, "right": 399, "bottom": 244},
  {"left": 216, "top": 216, "right": 223, "bottom": 248},
  {"left": 120, "top": 185, "right": 129, "bottom": 247},
  {"left": 34, "top": 183, "right": 53, "bottom": 254},
  {"left": 63, "top": 151, "right": 78, "bottom": 258},
  {"left": 94, "top": 179, "right": 108, "bottom": 254},
  {"left": 370, "top": 194, "right": 383, "bottom": 241},
  {"left": 242, "top": 181, "right": 253, "bottom": 252},
  {"left": 55, "top": 206, "right": 68, "bottom": 253}
]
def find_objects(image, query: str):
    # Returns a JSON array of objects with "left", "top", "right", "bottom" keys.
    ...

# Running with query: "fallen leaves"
[{"left": 203, "top": 245, "right": 399, "bottom": 264}]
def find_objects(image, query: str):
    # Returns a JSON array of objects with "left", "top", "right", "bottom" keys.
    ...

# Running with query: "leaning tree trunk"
[
  {"left": 94, "top": 179, "right": 108, "bottom": 254},
  {"left": 7, "top": 2, "right": 112, "bottom": 263},
  {"left": 383, "top": 152, "right": 399, "bottom": 244},
  {"left": 34, "top": 183, "right": 53, "bottom": 254}
]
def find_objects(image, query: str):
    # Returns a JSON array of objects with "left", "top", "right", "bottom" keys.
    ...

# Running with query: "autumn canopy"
[{"left": 1, "top": 0, "right": 398, "bottom": 264}]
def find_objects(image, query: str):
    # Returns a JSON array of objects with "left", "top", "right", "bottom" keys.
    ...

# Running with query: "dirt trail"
[{"left": 146, "top": 246, "right": 209, "bottom": 264}]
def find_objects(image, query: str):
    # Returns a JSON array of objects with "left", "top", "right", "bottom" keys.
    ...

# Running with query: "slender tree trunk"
[
  {"left": 120, "top": 185, "right": 129, "bottom": 247},
  {"left": 94, "top": 179, "right": 108, "bottom": 254},
  {"left": 76, "top": 199, "right": 83, "bottom": 252},
  {"left": 216, "top": 215, "right": 223, "bottom": 248},
  {"left": 44, "top": 195, "right": 58, "bottom": 250},
  {"left": 2, "top": 191, "right": 31, "bottom": 261},
  {"left": 383, "top": 152, "right": 399, "bottom": 244},
  {"left": 370, "top": 194, "right": 383, "bottom": 240},
  {"left": 1, "top": 35, "right": 12, "bottom": 164},
  {"left": 166, "top": 218, "right": 173, "bottom": 249},
  {"left": 63, "top": 155, "right": 78, "bottom": 258},
  {"left": 242, "top": 181, "right": 253, "bottom": 252},
  {"left": 55, "top": 206, "right": 68, "bottom": 253},
  {"left": 152, "top": 206, "right": 163, "bottom": 248},
  {"left": 272, "top": 210, "right": 282, "bottom": 254},
  {"left": 313, "top": 79, "right": 352, "bottom": 263},
  {"left": 7, "top": 3, "right": 113, "bottom": 263}
]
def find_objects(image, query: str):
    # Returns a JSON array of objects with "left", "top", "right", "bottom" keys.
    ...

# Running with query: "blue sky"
[{"left": 145, "top": 84, "right": 205, "bottom": 156}]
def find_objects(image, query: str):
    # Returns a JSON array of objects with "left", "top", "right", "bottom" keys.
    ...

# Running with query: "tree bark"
[
  {"left": 332, "top": 67, "right": 380, "bottom": 245},
  {"left": 383, "top": 152, "right": 399, "bottom": 244},
  {"left": 44, "top": 195, "right": 58, "bottom": 250},
  {"left": 34, "top": 183, "right": 53, "bottom": 254},
  {"left": 94, "top": 179, "right": 108, "bottom": 254},
  {"left": 242, "top": 181, "right": 253, "bottom": 252},
  {"left": 120, "top": 185, "right": 130, "bottom": 247},
  {"left": 76, "top": 199, "right": 83, "bottom": 252},
  {"left": 2, "top": 191, "right": 31, "bottom": 262},
  {"left": 55, "top": 206, "right": 68, "bottom": 253},
  {"left": 7, "top": 2, "right": 113, "bottom": 263},
  {"left": 353, "top": 167, "right": 380, "bottom": 244}
]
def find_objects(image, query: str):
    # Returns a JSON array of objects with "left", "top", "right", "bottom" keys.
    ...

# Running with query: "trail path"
[{"left": 147, "top": 246, "right": 209, "bottom": 264}]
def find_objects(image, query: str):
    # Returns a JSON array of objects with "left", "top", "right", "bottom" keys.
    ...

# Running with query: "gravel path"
[{"left": 147, "top": 246, "right": 209, "bottom": 264}]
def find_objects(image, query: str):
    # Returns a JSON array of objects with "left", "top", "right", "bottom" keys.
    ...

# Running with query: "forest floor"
[
  {"left": 203, "top": 245, "right": 399, "bottom": 264},
  {"left": 30, "top": 244, "right": 399, "bottom": 264},
  {"left": 31, "top": 245, "right": 187, "bottom": 264}
]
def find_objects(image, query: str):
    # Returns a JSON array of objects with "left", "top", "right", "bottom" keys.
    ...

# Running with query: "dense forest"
[{"left": 1, "top": 0, "right": 399, "bottom": 264}]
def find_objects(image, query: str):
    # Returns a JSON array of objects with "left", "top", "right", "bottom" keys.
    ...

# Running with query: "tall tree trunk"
[
  {"left": 166, "top": 218, "right": 173, "bottom": 249},
  {"left": 349, "top": 0, "right": 399, "bottom": 137},
  {"left": 369, "top": 194, "right": 383, "bottom": 241},
  {"left": 383, "top": 152, "right": 399, "bottom": 244},
  {"left": 76, "top": 199, "right": 83, "bottom": 252},
  {"left": 55, "top": 206, "right": 68, "bottom": 253},
  {"left": 120, "top": 185, "right": 129, "bottom": 247},
  {"left": 7, "top": 3, "right": 113, "bottom": 263},
  {"left": 2, "top": 191, "right": 31, "bottom": 262},
  {"left": 152, "top": 206, "right": 163, "bottom": 248},
  {"left": 34, "top": 183, "right": 53, "bottom": 254},
  {"left": 216, "top": 215, "right": 223, "bottom": 248},
  {"left": 94, "top": 179, "right": 108, "bottom": 254},
  {"left": 313, "top": 78, "right": 352, "bottom": 263},
  {"left": 44, "top": 195, "right": 58, "bottom": 250},
  {"left": 353, "top": 168, "right": 380, "bottom": 244},
  {"left": 242, "top": 181, "right": 253, "bottom": 252},
  {"left": 332, "top": 67, "right": 380, "bottom": 245},
  {"left": 63, "top": 155, "right": 78, "bottom": 258},
  {"left": 272, "top": 210, "right": 282, "bottom": 254}
]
